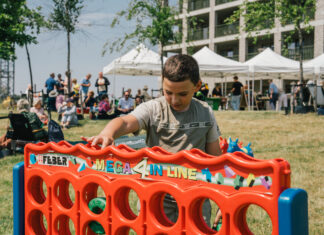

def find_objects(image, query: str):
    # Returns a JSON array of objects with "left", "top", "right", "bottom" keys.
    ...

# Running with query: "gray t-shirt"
[{"left": 130, "top": 96, "right": 221, "bottom": 153}]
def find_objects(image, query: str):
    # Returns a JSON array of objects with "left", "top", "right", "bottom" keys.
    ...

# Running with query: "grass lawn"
[{"left": 0, "top": 109, "right": 323, "bottom": 234}]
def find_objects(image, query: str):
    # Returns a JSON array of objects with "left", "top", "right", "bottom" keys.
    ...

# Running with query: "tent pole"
[
  {"left": 221, "top": 74, "right": 224, "bottom": 96},
  {"left": 313, "top": 72, "right": 317, "bottom": 111},
  {"left": 113, "top": 61, "right": 116, "bottom": 102},
  {"left": 248, "top": 73, "right": 250, "bottom": 111},
  {"left": 252, "top": 73, "right": 255, "bottom": 110}
]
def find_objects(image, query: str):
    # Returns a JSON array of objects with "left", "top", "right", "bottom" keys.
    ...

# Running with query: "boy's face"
[{"left": 163, "top": 78, "right": 201, "bottom": 112}]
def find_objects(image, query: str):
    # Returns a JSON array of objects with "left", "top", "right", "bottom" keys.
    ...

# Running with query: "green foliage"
[
  {"left": 48, "top": 0, "right": 84, "bottom": 33},
  {"left": 0, "top": 0, "right": 44, "bottom": 60},
  {"left": 106, "top": 0, "right": 179, "bottom": 54},
  {"left": 226, "top": 0, "right": 315, "bottom": 42},
  {"left": 226, "top": 0, "right": 316, "bottom": 81}
]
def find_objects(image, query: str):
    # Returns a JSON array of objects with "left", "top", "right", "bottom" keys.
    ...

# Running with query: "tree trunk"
[
  {"left": 67, "top": 30, "right": 71, "bottom": 94},
  {"left": 297, "top": 26, "right": 305, "bottom": 105},
  {"left": 25, "top": 44, "right": 33, "bottom": 104},
  {"left": 160, "top": 46, "right": 164, "bottom": 76},
  {"left": 297, "top": 26, "right": 304, "bottom": 83}
]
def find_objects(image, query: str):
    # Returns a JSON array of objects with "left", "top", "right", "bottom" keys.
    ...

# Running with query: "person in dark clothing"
[
  {"left": 95, "top": 72, "right": 110, "bottom": 98},
  {"left": 0, "top": 99, "right": 48, "bottom": 150},
  {"left": 268, "top": 79, "right": 279, "bottom": 110},
  {"left": 84, "top": 91, "right": 97, "bottom": 119},
  {"left": 231, "top": 76, "right": 243, "bottom": 110},
  {"left": 212, "top": 83, "right": 222, "bottom": 97},
  {"left": 56, "top": 73, "right": 65, "bottom": 94}
]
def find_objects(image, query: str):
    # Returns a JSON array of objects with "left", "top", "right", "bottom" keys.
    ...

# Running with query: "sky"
[{"left": 14, "top": 0, "right": 160, "bottom": 98}]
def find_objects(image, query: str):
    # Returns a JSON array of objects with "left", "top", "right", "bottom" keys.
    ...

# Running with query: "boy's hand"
[{"left": 84, "top": 135, "right": 114, "bottom": 149}]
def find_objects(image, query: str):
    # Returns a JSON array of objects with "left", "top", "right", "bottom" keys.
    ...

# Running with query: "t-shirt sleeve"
[
  {"left": 206, "top": 106, "right": 221, "bottom": 143},
  {"left": 130, "top": 101, "right": 152, "bottom": 130}
]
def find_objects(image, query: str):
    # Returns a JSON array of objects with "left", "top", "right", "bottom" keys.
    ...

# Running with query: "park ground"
[{"left": 0, "top": 109, "right": 323, "bottom": 234}]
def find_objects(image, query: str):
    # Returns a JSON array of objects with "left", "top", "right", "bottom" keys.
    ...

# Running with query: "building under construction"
[{"left": 0, "top": 59, "right": 15, "bottom": 100}]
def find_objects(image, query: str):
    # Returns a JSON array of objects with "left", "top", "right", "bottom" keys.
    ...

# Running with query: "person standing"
[
  {"left": 268, "top": 79, "right": 279, "bottom": 110},
  {"left": 142, "top": 85, "right": 152, "bottom": 102},
  {"left": 95, "top": 72, "right": 110, "bottom": 98},
  {"left": 45, "top": 73, "right": 56, "bottom": 94},
  {"left": 80, "top": 74, "right": 91, "bottom": 98},
  {"left": 63, "top": 71, "right": 72, "bottom": 95},
  {"left": 56, "top": 73, "right": 65, "bottom": 94},
  {"left": 278, "top": 88, "right": 288, "bottom": 115},
  {"left": 231, "top": 76, "right": 243, "bottom": 110}
]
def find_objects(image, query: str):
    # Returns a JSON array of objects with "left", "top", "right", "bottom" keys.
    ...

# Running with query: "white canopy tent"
[
  {"left": 244, "top": 48, "right": 304, "bottom": 73},
  {"left": 192, "top": 46, "right": 248, "bottom": 75},
  {"left": 304, "top": 53, "right": 324, "bottom": 76},
  {"left": 103, "top": 44, "right": 166, "bottom": 97},
  {"left": 192, "top": 46, "right": 248, "bottom": 97},
  {"left": 103, "top": 44, "right": 166, "bottom": 76},
  {"left": 243, "top": 48, "right": 315, "bottom": 109}
]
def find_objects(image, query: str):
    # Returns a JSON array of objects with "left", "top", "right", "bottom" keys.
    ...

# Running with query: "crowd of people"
[{"left": 41, "top": 71, "right": 156, "bottom": 127}]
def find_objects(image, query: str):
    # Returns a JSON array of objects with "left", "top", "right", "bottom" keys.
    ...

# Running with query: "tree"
[
  {"left": 48, "top": 0, "right": 84, "bottom": 94},
  {"left": 21, "top": 6, "right": 46, "bottom": 100},
  {"left": 107, "top": 0, "right": 180, "bottom": 73},
  {"left": 227, "top": 0, "right": 316, "bottom": 83},
  {"left": 0, "top": 0, "right": 44, "bottom": 96}
]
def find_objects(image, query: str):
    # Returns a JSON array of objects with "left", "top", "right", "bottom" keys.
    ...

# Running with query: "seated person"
[
  {"left": 97, "top": 94, "right": 115, "bottom": 120},
  {"left": 56, "top": 91, "right": 65, "bottom": 111},
  {"left": 212, "top": 83, "right": 222, "bottom": 97},
  {"left": 30, "top": 98, "right": 48, "bottom": 125},
  {"left": 115, "top": 91, "right": 134, "bottom": 115},
  {"left": 84, "top": 90, "right": 97, "bottom": 119},
  {"left": 0, "top": 99, "right": 48, "bottom": 150},
  {"left": 135, "top": 96, "right": 142, "bottom": 107},
  {"left": 58, "top": 98, "right": 78, "bottom": 129}
]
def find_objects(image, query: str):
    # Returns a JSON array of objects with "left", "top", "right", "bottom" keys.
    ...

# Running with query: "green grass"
[{"left": 0, "top": 110, "right": 324, "bottom": 234}]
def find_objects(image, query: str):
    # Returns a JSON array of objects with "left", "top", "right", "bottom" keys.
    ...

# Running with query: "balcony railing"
[
  {"left": 188, "top": 27, "right": 209, "bottom": 41},
  {"left": 282, "top": 45, "right": 314, "bottom": 61},
  {"left": 215, "top": 22, "right": 239, "bottom": 37},
  {"left": 188, "top": 0, "right": 210, "bottom": 11},
  {"left": 283, "top": 7, "right": 315, "bottom": 26},
  {"left": 225, "top": 54, "right": 239, "bottom": 61},
  {"left": 215, "top": 0, "right": 237, "bottom": 6},
  {"left": 246, "top": 52, "right": 258, "bottom": 60}
]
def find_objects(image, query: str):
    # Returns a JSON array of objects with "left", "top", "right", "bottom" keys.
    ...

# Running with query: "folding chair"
[{"left": 8, "top": 113, "right": 48, "bottom": 154}]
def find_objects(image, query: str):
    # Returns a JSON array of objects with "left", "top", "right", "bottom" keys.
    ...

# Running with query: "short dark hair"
[
  {"left": 101, "top": 94, "right": 108, "bottom": 100},
  {"left": 233, "top": 76, "right": 238, "bottom": 80},
  {"left": 162, "top": 54, "right": 200, "bottom": 85}
]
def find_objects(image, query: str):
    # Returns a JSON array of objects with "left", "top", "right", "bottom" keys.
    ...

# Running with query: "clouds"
[{"left": 78, "top": 12, "right": 114, "bottom": 27}]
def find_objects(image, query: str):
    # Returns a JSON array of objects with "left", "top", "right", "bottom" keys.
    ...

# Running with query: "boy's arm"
[
  {"left": 87, "top": 114, "right": 139, "bottom": 148},
  {"left": 205, "top": 139, "right": 222, "bottom": 156}
]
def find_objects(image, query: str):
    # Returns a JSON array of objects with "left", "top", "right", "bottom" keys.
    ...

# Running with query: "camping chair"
[{"left": 8, "top": 113, "right": 48, "bottom": 154}]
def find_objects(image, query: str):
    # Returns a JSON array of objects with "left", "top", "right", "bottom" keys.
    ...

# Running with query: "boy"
[{"left": 87, "top": 54, "right": 222, "bottom": 226}]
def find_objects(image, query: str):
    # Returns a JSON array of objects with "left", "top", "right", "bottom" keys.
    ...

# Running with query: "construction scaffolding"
[{"left": 0, "top": 59, "right": 15, "bottom": 100}]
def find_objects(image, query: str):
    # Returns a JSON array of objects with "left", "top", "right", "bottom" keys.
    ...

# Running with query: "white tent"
[
  {"left": 192, "top": 46, "right": 248, "bottom": 76},
  {"left": 244, "top": 48, "right": 307, "bottom": 73},
  {"left": 304, "top": 53, "right": 324, "bottom": 75},
  {"left": 243, "top": 48, "right": 313, "bottom": 110},
  {"left": 103, "top": 44, "right": 167, "bottom": 76}
]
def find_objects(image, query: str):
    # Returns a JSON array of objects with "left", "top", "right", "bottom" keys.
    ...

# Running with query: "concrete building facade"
[{"left": 164, "top": 0, "right": 324, "bottom": 93}]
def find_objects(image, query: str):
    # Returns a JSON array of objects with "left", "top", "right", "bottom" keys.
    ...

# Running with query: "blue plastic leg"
[
  {"left": 13, "top": 162, "right": 25, "bottom": 235},
  {"left": 278, "top": 188, "right": 308, "bottom": 235}
]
